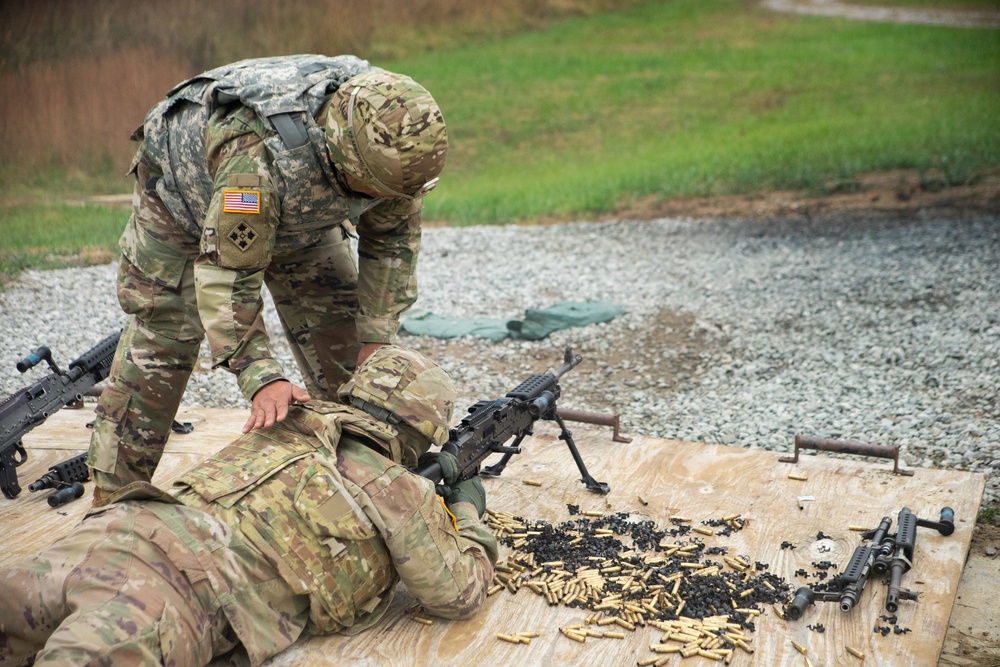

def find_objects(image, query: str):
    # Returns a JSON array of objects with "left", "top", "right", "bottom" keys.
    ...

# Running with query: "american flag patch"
[{"left": 223, "top": 189, "right": 261, "bottom": 214}]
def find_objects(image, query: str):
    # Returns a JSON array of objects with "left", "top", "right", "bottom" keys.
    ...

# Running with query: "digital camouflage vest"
[
  {"left": 169, "top": 401, "right": 408, "bottom": 635},
  {"left": 140, "top": 54, "right": 380, "bottom": 247}
]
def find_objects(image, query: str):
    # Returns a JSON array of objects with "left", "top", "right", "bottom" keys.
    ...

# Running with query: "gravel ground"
[{"left": 1, "top": 213, "right": 997, "bottom": 509}]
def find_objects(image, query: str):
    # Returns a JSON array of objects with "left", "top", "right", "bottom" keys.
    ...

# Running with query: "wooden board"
[{"left": 0, "top": 407, "right": 985, "bottom": 667}]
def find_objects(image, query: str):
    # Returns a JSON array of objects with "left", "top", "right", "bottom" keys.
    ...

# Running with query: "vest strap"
[
  {"left": 349, "top": 396, "right": 401, "bottom": 426},
  {"left": 270, "top": 112, "right": 310, "bottom": 149}
]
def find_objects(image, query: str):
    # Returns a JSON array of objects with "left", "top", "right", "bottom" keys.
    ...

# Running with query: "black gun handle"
[
  {"left": 939, "top": 507, "right": 956, "bottom": 535},
  {"left": 0, "top": 443, "right": 28, "bottom": 499},
  {"left": 16, "top": 346, "right": 52, "bottom": 374},
  {"left": 48, "top": 482, "right": 85, "bottom": 508},
  {"left": 909, "top": 506, "right": 955, "bottom": 536}
]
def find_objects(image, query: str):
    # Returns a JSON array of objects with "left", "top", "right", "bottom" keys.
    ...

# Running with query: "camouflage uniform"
[
  {"left": 87, "top": 55, "right": 447, "bottom": 495},
  {"left": 0, "top": 402, "right": 497, "bottom": 666}
]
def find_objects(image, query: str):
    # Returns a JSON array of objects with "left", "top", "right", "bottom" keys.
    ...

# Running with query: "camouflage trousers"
[
  {"left": 87, "top": 153, "right": 362, "bottom": 493},
  {"left": 0, "top": 504, "right": 246, "bottom": 667}
]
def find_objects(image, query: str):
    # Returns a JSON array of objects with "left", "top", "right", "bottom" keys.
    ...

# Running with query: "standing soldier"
[
  {"left": 1, "top": 346, "right": 496, "bottom": 666},
  {"left": 87, "top": 55, "right": 448, "bottom": 504}
]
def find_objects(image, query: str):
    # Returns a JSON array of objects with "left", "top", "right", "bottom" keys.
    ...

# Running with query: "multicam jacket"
[
  {"left": 134, "top": 55, "right": 425, "bottom": 398},
  {"left": 167, "top": 401, "right": 497, "bottom": 661}
]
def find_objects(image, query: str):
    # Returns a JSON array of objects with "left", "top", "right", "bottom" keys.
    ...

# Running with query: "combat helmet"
[
  {"left": 338, "top": 345, "right": 456, "bottom": 466},
  {"left": 324, "top": 69, "right": 448, "bottom": 200}
]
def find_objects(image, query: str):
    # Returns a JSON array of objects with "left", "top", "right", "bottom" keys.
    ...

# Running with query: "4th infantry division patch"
[
  {"left": 228, "top": 222, "right": 258, "bottom": 251},
  {"left": 224, "top": 189, "right": 261, "bottom": 214}
]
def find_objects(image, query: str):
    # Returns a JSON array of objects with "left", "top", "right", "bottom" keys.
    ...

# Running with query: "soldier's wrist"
[
  {"left": 237, "top": 359, "right": 286, "bottom": 401},
  {"left": 355, "top": 316, "right": 397, "bottom": 343}
]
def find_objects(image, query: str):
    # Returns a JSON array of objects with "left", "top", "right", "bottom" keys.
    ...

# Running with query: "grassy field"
[
  {"left": 1, "top": 203, "right": 126, "bottom": 279},
  {"left": 416, "top": 0, "right": 999, "bottom": 222},
  {"left": 1, "top": 0, "right": 998, "bottom": 280}
]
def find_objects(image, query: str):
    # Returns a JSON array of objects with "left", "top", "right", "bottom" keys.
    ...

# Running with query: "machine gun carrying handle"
[
  {"left": 918, "top": 506, "right": 955, "bottom": 536},
  {"left": 47, "top": 482, "right": 85, "bottom": 508},
  {"left": 16, "top": 346, "right": 57, "bottom": 375},
  {"left": 784, "top": 587, "right": 815, "bottom": 621},
  {"left": 785, "top": 586, "right": 843, "bottom": 620}
]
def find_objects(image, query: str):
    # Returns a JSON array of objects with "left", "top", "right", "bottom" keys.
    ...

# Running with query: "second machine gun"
[
  {"left": 413, "top": 348, "right": 610, "bottom": 495},
  {"left": 784, "top": 506, "right": 955, "bottom": 620},
  {"left": 0, "top": 332, "right": 120, "bottom": 499}
]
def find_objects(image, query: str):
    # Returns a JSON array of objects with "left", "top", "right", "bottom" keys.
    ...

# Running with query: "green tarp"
[{"left": 400, "top": 301, "right": 625, "bottom": 342}]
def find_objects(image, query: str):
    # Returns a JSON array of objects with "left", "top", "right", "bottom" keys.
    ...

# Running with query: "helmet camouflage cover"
[
  {"left": 339, "top": 345, "right": 456, "bottom": 465},
  {"left": 324, "top": 69, "right": 448, "bottom": 200}
]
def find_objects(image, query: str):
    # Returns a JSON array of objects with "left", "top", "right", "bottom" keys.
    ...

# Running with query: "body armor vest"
[
  {"left": 171, "top": 402, "right": 406, "bottom": 634},
  {"left": 140, "top": 54, "right": 380, "bottom": 249}
]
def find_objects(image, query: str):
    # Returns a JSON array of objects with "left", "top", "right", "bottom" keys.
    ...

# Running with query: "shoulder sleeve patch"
[
  {"left": 215, "top": 186, "right": 274, "bottom": 269},
  {"left": 223, "top": 189, "right": 261, "bottom": 214},
  {"left": 219, "top": 214, "right": 273, "bottom": 269}
]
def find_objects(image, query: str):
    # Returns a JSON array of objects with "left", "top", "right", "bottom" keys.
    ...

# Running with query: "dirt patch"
[
  {"left": 398, "top": 305, "right": 728, "bottom": 418},
  {"left": 594, "top": 170, "right": 1000, "bottom": 225},
  {"left": 95, "top": 169, "right": 999, "bottom": 226},
  {"left": 941, "top": 522, "right": 1000, "bottom": 667},
  {"left": 585, "top": 308, "right": 722, "bottom": 397}
]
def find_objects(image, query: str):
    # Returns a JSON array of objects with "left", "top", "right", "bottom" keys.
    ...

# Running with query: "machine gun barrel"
[
  {"left": 413, "top": 348, "right": 608, "bottom": 494},
  {"left": 28, "top": 451, "right": 90, "bottom": 507},
  {"left": 884, "top": 506, "right": 953, "bottom": 612},
  {"left": 838, "top": 516, "right": 893, "bottom": 612}
]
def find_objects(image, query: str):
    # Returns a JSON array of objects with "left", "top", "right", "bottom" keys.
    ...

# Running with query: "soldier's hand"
[
  {"left": 418, "top": 450, "right": 459, "bottom": 486},
  {"left": 357, "top": 342, "right": 386, "bottom": 367},
  {"left": 243, "top": 380, "right": 311, "bottom": 433},
  {"left": 444, "top": 476, "right": 487, "bottom": 518}
]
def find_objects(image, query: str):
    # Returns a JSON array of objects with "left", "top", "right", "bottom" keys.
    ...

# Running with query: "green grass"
[
  {"left": 0, "top": 203, "right": 128, "bottom": 283},
  {"left": 401, "top": 0, "right": 1000, "bottom": 223},
  {"left": 1, "top": 0, "right": 998, "bottom": 278}
]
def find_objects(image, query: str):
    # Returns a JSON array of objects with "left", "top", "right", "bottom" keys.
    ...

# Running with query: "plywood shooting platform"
[{"left": 1, "top": 406, "right": 985, "bottom": 667}]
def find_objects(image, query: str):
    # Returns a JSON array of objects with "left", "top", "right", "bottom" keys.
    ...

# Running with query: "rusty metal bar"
[
  {"left": 556, "top": 408, "right": 632, "bottom": 443},
  {"left": 779, "top": 435, "right": 913, "bottom": 476}
]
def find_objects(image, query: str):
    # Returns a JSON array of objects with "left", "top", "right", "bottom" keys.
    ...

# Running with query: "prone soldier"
[{"left": 0, "top": 346, "right": 496, "bottom": 666}]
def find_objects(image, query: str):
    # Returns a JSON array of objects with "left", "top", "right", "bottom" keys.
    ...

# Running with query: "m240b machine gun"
[
  {"left": 413, "top": 348, "right": 610, "bottom": 495},
  {"left": 784, "top": 506, "right": 955, "bottom": 620},
  {"left": 0, "top": 331, "right": 121, "bottom": 499}
]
